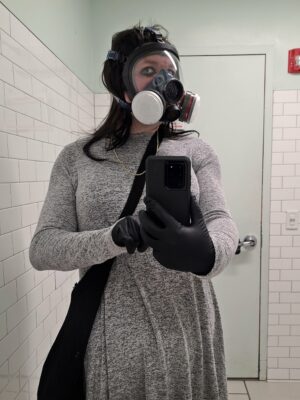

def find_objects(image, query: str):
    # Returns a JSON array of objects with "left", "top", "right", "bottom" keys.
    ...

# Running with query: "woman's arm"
[
  {"left": 29, "top": 144, "right": 126, "bottom": 271},
  {"left": 193, "top": 140, "right": 239, "bottom": 278}
]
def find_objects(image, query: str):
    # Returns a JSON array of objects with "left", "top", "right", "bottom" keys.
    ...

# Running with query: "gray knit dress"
[{"left": 29, "top": 131, "right": 239, "bottom": 400}]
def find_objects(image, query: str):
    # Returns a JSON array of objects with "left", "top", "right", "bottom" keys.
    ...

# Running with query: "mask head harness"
[{"left": 106, "top": 27, "right": 200, "bottom": 125}]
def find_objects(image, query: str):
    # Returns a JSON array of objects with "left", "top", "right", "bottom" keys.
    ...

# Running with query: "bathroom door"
[{"left": 180, "top": 54, "right": 265, "bottom": 378}]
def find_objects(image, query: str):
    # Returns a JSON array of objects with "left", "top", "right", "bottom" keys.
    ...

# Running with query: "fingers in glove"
[
  {"left": 139, "top": 210, "right": 163, "bottom": 239},
  {"left": 144, "top": 197, "right": 179, "bottom": 230},
  {"left": 124, "top": 238, "right": 137, "bottom": 254},
  {"left": 126, "top": 217, "right": 141, "bottom": 242},
  {"left": 140, "top": 226, "right": 161, "bottom": 250},
  {"left": 137, "top": 240, "right": 148, "bottom": 253},
  {"left": 190, "top": 195, "right": 204, "bottom": 224}
]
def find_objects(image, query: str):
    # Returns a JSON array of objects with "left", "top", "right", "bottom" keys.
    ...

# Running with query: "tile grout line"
[{"left": 1, "top": 79, "right": 94, "bottom": 127}]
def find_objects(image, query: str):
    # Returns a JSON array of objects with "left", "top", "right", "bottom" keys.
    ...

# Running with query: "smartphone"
[{"left": 145, "top": 156, "right": 191, "bottom": 226}]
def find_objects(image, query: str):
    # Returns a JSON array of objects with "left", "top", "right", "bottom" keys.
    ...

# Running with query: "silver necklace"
[{"left": 113, "top": 132, "right": 160, "bottom": 176}]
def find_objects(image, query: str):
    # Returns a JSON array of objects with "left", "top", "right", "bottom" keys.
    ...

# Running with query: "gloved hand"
[
  {"left": 139, "top": 196, "right": 215, "bottom": 275},
  {"left": 111, "top": 215, "right": 148, "bottom": 254}
]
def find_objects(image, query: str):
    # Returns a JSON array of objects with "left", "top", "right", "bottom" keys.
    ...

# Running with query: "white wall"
[
  {"left": 91, "top": 0, "right": 300, "bottom": 91},
  {"left": 0, "top": 0, "right": 95, "bottom": 91},
  {"left": 0, "top": 4, "right": 95, "bottom": 398}
]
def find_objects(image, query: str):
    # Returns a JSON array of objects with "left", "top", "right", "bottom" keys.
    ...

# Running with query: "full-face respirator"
[{"left": 106, "top": 30, "right": 200, "bottom": 125}]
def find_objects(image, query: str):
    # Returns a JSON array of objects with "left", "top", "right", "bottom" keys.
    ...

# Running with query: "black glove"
[
  {"left": 111, "top": 215, "right": 148, "bottom": 254},
  {"left": 139, "top": 196, "right": 215, "bottom": 275}
]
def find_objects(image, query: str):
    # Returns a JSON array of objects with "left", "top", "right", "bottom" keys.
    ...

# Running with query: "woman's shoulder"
[
  {"left": 167, "top": 131, "right": 219, "bottom": 162},
  {"left": 55, "top": 136, "right": 85, "bottom": 163},
  {"left": 53, "top": 135, "right": 93, "bottom": 177},
  {"left": 57, "top": 134, "right": 106, "bottom": 161}
]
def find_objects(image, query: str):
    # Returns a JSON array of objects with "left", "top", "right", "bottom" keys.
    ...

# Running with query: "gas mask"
[
  {"left": 131, "top": 68, "right": 200, "bottom": 125},
  {"left": 107, "top": 32, "right": 200, "bottom": 125},
  {"left": 131, "top": 68, "right": 184, "bottom": 125}
]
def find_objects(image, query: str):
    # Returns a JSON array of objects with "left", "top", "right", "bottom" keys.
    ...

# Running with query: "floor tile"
[
  {"left": 245, "top": 380, "right": 300, "bottom": 400},
  {"left": 227, "top": 380, "right": 248, "bottom": 394}
]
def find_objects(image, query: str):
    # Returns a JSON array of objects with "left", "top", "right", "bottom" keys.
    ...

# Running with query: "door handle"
[{"left": 235, "top": 235, "right": 257, "bottom": 254}]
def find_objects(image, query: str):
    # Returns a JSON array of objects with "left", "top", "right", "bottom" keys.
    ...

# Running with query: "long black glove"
[
  {"left": 139, "top": 196, "right": 215, "bottom": 275},
  {"left": 111, "top": 215, "right": 148, "bottom": 254}
]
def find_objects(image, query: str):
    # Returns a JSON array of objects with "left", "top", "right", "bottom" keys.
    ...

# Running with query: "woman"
[{"left": 29, "top": 24, "right": 239, "bottom": 400}]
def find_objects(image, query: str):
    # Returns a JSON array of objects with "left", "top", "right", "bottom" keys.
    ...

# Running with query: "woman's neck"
[{"left": 130, "top": 117, "right": 161, "bottom": 135}]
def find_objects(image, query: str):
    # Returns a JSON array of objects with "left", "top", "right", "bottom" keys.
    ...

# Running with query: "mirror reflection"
[{"left": 0, "top": 1, "right": 300, "bottom": 399}]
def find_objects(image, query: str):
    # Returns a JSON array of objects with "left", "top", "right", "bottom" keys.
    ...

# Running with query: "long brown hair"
[{"left": 83, "top": 23, "right": 194, "bottom": 162}]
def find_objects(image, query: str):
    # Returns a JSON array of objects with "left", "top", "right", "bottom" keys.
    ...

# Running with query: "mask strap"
[
  {"left": 106, "top": 50, "right": 126, "bottom": 63},
  {"left": 143, "top": 27, "right": 164, "bottom": 43},
  {"left": 113, "top": 96, "right": 131, "bottom": 111}
]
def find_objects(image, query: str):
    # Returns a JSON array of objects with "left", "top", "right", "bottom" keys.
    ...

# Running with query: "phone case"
[{"left": 145, "top": 155, "right": 191, "bottom": 226}]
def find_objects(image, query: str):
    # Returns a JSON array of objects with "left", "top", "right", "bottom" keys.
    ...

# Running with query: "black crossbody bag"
[{"left": 37, "top": 132, "right": 160, "bottom": 400}]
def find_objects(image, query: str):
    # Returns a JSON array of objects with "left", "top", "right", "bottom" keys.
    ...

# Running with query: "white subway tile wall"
[
  {"left": 269, "top": 89, "right": 300, "bottom": 381},
  {"left": 0, "top": 4, "right": 97, "bottom": 399},
  {"left": 95, "top": 93, "right": 111, "bottom": 128}
]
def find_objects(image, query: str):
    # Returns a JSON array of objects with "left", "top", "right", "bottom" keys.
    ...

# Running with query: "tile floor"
[{"left": 228, "top": 380, "right": 300, "bottom": 400}]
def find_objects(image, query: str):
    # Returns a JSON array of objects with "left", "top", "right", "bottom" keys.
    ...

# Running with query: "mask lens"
[{"left": 131, "top": 50, "right": 181, "bottom": 93}]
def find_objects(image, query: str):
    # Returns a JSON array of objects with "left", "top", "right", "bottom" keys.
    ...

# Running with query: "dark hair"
[{"left": 82, "top": 23, "right": 196, "bottom": 162}]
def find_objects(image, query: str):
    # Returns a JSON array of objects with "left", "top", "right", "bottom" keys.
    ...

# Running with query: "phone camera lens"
[{"left": 165, "top": 161, "right": 185, "bottom": 189}]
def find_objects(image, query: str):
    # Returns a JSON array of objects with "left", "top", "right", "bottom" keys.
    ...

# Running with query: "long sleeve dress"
[{"left": 29, "top": 131, "right": 239, "bottom": 400}]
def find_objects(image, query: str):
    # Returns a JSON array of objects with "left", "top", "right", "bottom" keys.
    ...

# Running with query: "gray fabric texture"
[{"left": 29, "top": 131, "right": 239, "bottom": 400}]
